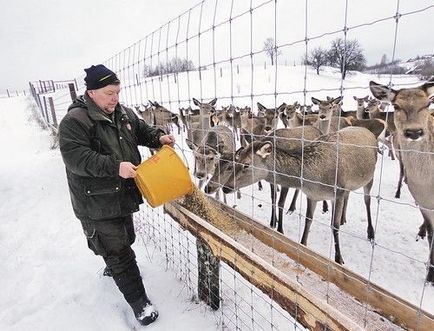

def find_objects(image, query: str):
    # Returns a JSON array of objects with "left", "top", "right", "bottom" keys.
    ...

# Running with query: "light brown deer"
[
  {"left": 370, "top": 80, "right": 434, "bottom": 283},
  {"left": 148, "top": 101, "right": 181, "bottom": 134},
  {"left": 353, "top": 95, "right": 370, "bottom": 119},
  {"left": 222, "top": 126, "right": 380, "bottom": 264},
  {"left": 311, "top": 96, "right": 351, "bottom": 134},
  {"left": 205, "top": 126, "right": 323, "bottom": 232}
]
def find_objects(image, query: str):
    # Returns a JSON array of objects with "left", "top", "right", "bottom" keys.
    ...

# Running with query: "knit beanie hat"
[{"left": 84, "top": 64, "right": 120, "bottom": 90}]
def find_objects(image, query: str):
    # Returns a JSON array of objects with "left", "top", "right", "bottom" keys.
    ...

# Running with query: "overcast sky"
[{"left": 1, "top": 0, "right": 433, "bottom": 92}]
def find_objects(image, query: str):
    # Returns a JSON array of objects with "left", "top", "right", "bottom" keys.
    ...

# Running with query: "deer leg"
[
  {"left": 364, "top": 179, "right": 375, "bottom": 240},
  {"left": 301, "top": 198, "right": 317, "bottom": 245},
  {"left": 287, "top": 189, "right": 300, "bottom": 214},
  {"left": 417, "top": 216, "right": 428, "bottom": 240},
  {"left": 258, "top": 181, "right": 263, "bottom": 191},
  {"left": 277, "top": 186, "right": 289, "bottom": 234},
  {"left": 332, "top": 191, "right": 349, "bottom": 265},
  {"left": 395, "top": 158, "right": 405, "bottom": 199},
  {"left": 340, "top": 196, "right": 348, "bottom": 225},
  {"left": 269, "top": 183, "right": 277, "bottom": 229},
  {"left": 419, "top": 210, "right": 434, "bottom": 283}
]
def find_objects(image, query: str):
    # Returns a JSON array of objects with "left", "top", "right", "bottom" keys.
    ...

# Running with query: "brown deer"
[
  {"left": 370, "top": 80, "right": 434, "bottom": 283},
  {"left": 353, "top": 95, "right": 370, "bottom": 119},
  {"left": 311, "top": 96, "right": 351, "bottom": 134},
  {"left": 222, "top": 126, "right": 381, "bottom": 264},
  {"left": 205, "top": 126, "right": 323, "bottom": 232},
  {"left": 148, "top": 101, "right": 181, "bottom": 134}
]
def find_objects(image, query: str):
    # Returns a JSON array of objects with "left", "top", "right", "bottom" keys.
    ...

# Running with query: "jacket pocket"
[
  {"left": 83, "top": 228, "right": 107, "bottom": 256},
  {"left": 84, "top": 178, "right": 122, "bottom": 220}
]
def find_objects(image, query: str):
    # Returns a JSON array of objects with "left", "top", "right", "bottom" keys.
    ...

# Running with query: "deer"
[
  {"left": 148, "top": 101, "right": 181, "bottom": 134},
  {"left": 365, "top": 98, "right": 397, "bottom": 157},
  {"left": 353, "top": 95, "right": 370, "bottom": 119},
  {"left": 240, "top": 103, "right": 285, "bottom": 146},
  {"left": 205, "top": 126, "right": 323, "bottom": 233},
  {"left": 135, "top": 103, "right": 154, "bottom": 125},
  {"left": 311, "top": 96, "right": 351, "bottom": 134},
  {"left": 369, "top": 79, "right": 434, "bottom": 283},
  {"left": 186, "top": 114, "right": 235, "bottom": 200},
  {"left": 221, "top": 125, "right": 381, "bottom": 264}
]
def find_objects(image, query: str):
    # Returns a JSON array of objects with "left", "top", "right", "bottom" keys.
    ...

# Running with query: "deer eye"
[{"left": 242, "top": 163, "right": 250, "bottom": 170}]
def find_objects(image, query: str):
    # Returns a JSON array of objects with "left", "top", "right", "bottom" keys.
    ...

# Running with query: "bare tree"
[
  {"left": 306, "top": 47, "right": 328, "bottom": 75},
  {"left": 327, "top": 38, "right": 366, "bottom": 79},
  {"left": 263, "top": 37, "right": 281, "bottom": 66}
]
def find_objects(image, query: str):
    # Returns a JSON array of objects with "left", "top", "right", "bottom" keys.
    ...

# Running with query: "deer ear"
[
  {"left": 235, "top": 146, "right": 244, "bottom": 161},
  {"left": 311, "top": 97, "right": 320, "bottom": 105},
  {"left": 277, "top": 103, "right": 287, "bottom": 113},
  {"left": 256, "top": 142, "right": 273, "bottom": 159},
  {"left": 192, "top": 98, "right": 201, "bottom": 107},
  {"left": 185, "top": 139, "right": 197, "bottom": 151},
  {"left": 257, "top": 102, "right": 266, "bottom": 111},
  {"left": 369, "top": 81, "right": 397, "bottom": 102},
  {"left": 333, "top": 96, "right": 343, "bottom": 104},
  {"left": 209, "top": 98, "right": 217, "bottom": 106}
]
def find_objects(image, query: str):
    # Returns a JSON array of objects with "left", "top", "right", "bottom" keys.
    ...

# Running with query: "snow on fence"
[{"left": 28, "top": 0, "right": 434, "bottom": 330}]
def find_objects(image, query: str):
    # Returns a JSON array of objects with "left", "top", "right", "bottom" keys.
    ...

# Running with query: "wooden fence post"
[
  {"left": 48, "top": 97, "right": 58, "bottom": 128},
  {"left": 68, "top": 83, "right": 77, "bottom": 101},
  {"left": 197, "top": 237, "right": 220, "bottom": 310},
  {"left": 43, "top": 96, "right": 50, "bottom": 123}
]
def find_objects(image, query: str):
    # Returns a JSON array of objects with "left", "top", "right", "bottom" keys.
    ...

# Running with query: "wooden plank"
[
  {"left": 164, "top": 202, "right": 362, "bottom": 331},
  {"left": 209, "top": 198, "right": 434, "bottom": 331}
]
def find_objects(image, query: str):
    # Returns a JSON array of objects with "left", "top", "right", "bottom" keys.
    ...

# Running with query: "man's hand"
[
  {"left": 119, "top": 162, "right": 138, "bottom": 178},
  {"left": 159, "top": 134, "right": 175, "bottom": 147}
]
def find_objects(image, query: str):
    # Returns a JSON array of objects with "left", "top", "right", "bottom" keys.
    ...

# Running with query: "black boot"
[{"left": 130, "top": 296, "right": 159, "bottom": 326}]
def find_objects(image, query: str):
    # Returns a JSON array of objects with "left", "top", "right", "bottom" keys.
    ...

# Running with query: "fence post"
[
  {"left": 220, "top": 67, "right": 223, "bottom": 77},
  {"left": 48, "top": 97, "right": 58, "bottom": 128},
  {"left": 68, "top": 83, "right": 77, "bottom": 101},
  {"left": 43, "top": 96, "right": 50, "bottom": 123},
  {"left": 74, "top": 78, "right": 78, "bottom": 91},
  {"left": 197, "top": 237, "right": 220, "bottom": 310},
  {"left": 6, "top": 89, "right": 10, "bottom": 98},
  {"left": 37, "top": 94, "right": 44, "bottom": 118},
  {"left": 51, "top": 80, "right": 55, "bottom": 93}
]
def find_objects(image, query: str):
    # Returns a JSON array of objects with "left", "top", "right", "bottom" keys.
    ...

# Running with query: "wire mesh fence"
[{"left": 27, "top": 0, "right": 434, "bottom": 329}]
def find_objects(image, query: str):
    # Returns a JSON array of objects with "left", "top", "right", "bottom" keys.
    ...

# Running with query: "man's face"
[{"left": 88, "top": 84, "right": 121, "bottom": 114}]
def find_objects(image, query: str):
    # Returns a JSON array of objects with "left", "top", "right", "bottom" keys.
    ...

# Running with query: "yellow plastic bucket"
[{"left": 135, "top": 145, "right": 193, "bottom": 208}]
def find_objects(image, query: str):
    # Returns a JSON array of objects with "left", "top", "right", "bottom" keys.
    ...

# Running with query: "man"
[{"left": 58, "top": 64, "right": 175, "bottom": 326}]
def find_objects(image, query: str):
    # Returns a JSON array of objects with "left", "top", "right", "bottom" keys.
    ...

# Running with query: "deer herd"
[{"left": 136, "top": 79, "right": 434, "bottom": 284}]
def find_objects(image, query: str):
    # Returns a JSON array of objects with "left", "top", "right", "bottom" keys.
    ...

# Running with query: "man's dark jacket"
[{"left": 59, "top": 94, "right": 164, "bottom": 221}]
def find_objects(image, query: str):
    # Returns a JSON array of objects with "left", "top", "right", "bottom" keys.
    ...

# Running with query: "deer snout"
[
  {"left": 319, "top": 114, "right": 326, "bottom": 120},
  {"left": 404, "top": 128, "right": 424, "bottom": 140}
]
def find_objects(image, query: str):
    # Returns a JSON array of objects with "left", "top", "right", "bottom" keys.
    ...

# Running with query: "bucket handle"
[{"left": 174, "top": 142, "right": 191, "bottom": 170}]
